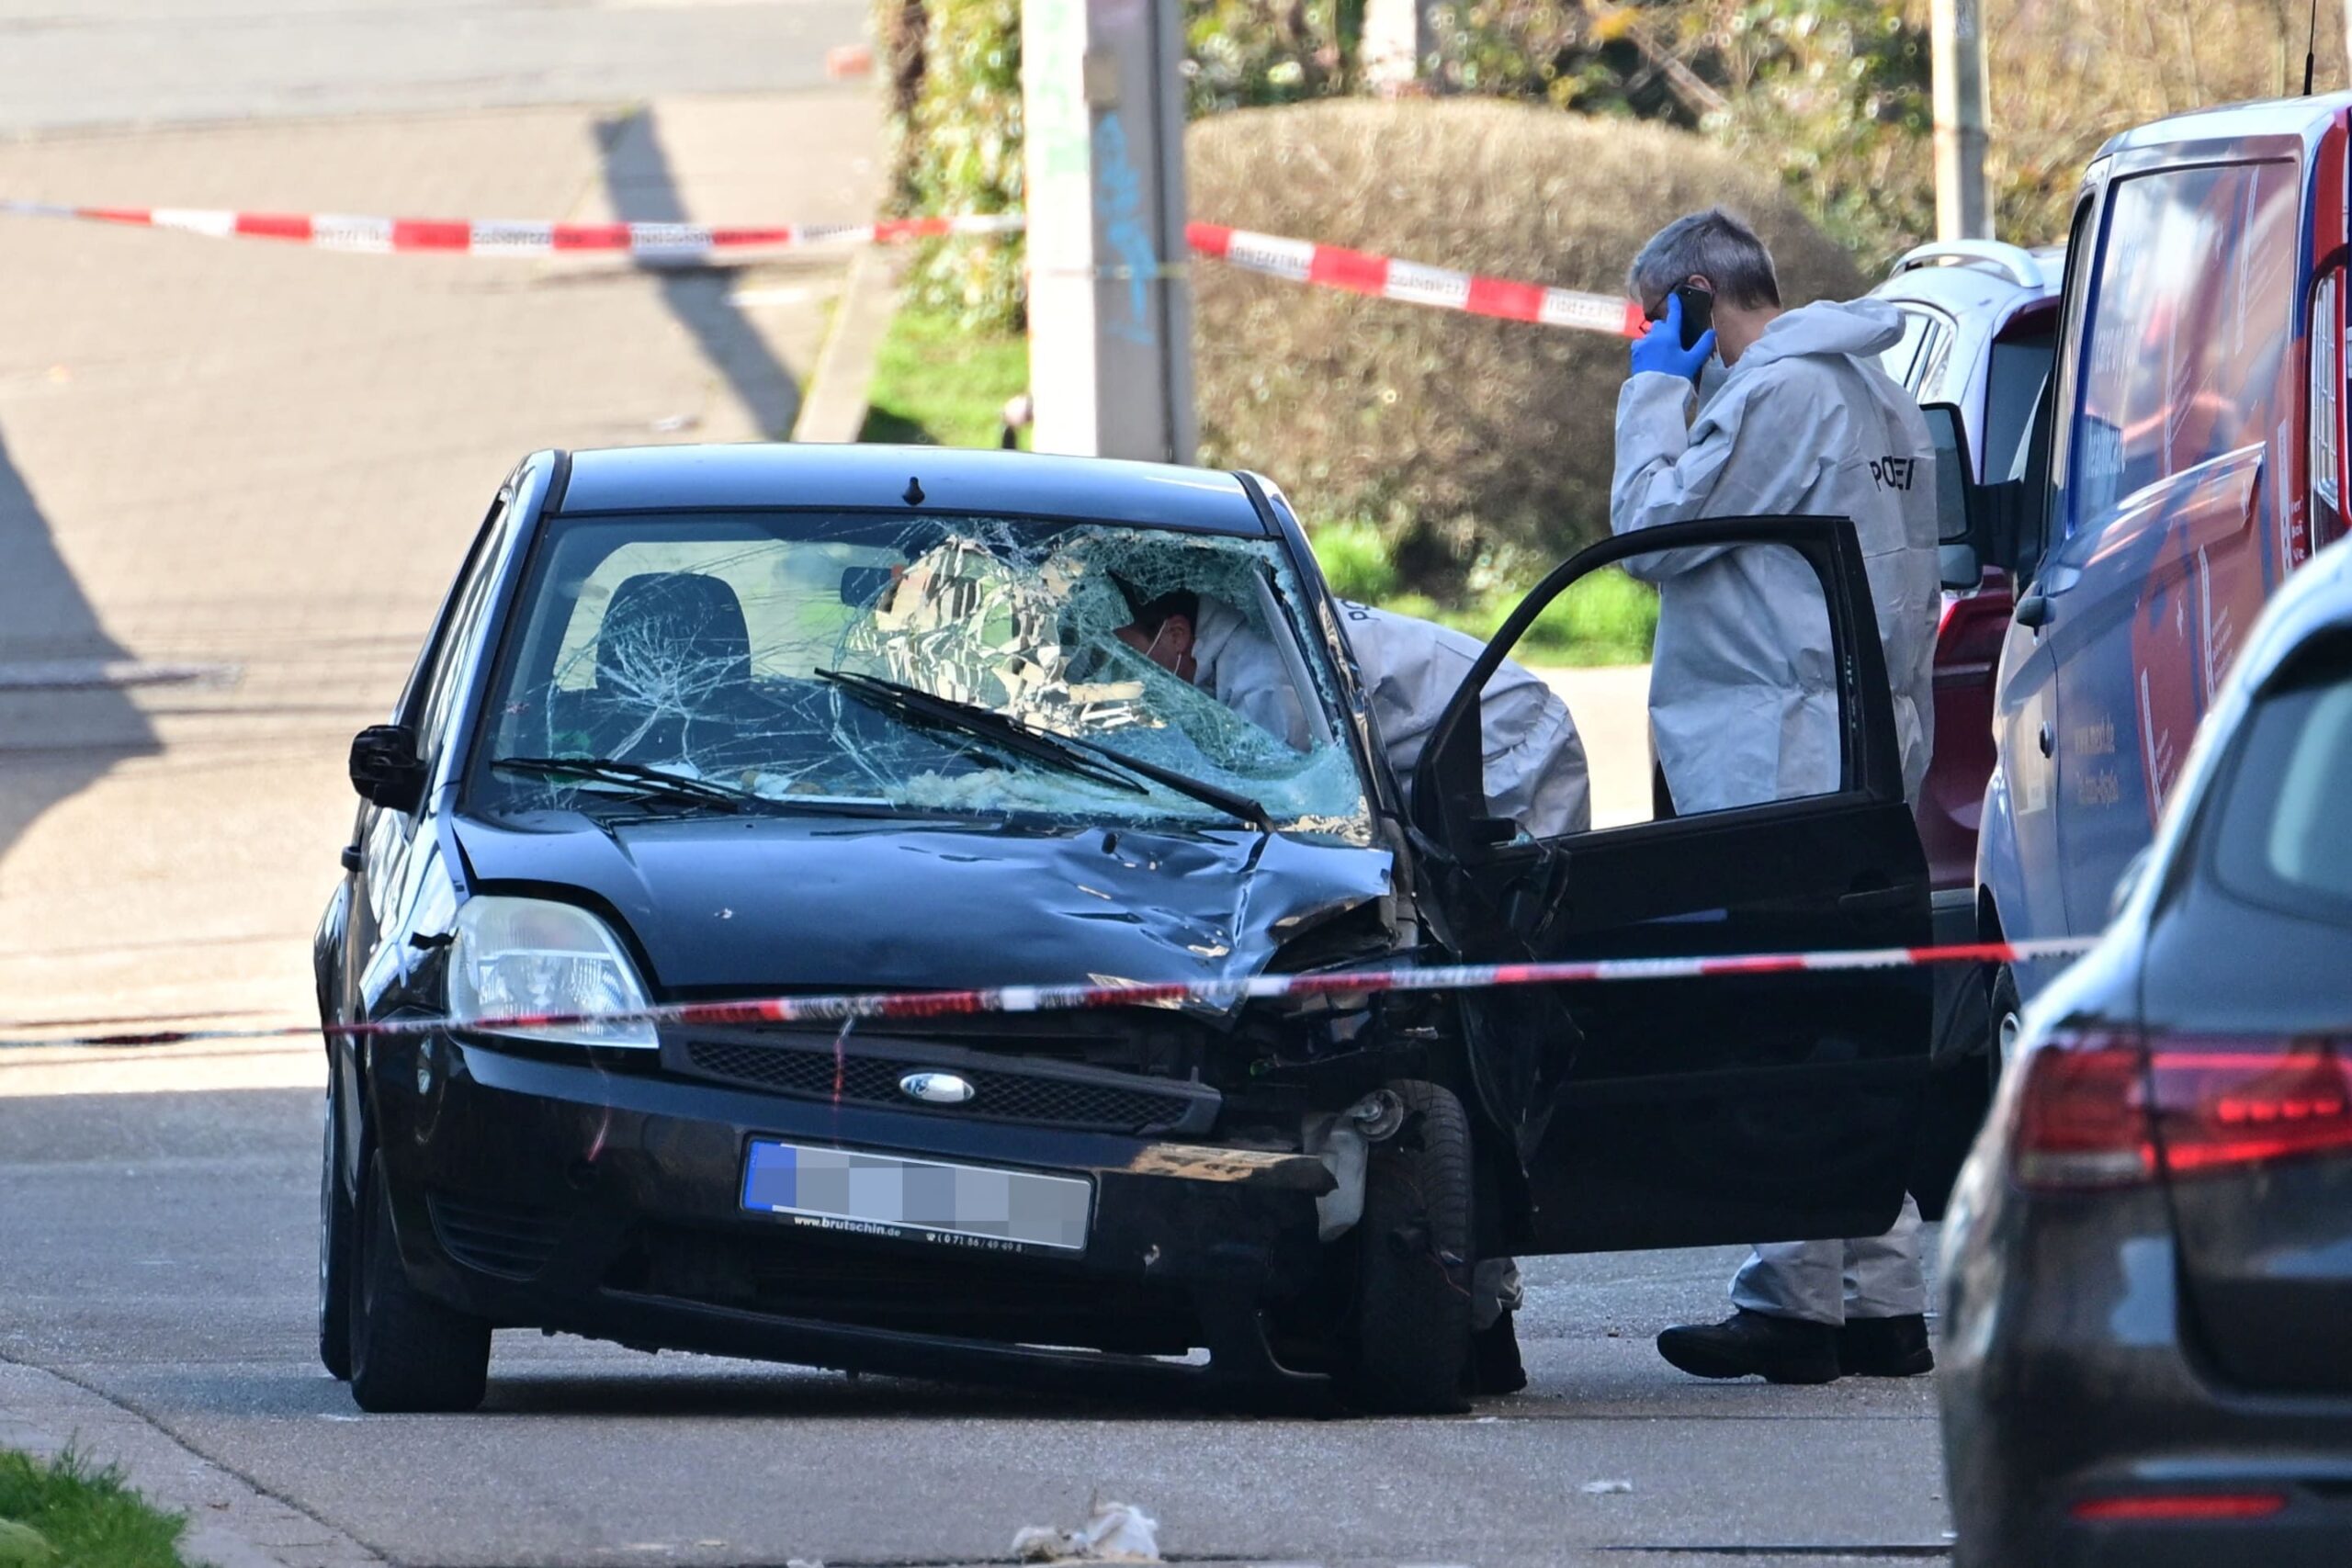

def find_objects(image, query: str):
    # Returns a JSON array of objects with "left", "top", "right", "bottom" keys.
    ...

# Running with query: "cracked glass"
[{"left": 469, "top": 510, "right": 1371, "bottom": 840}]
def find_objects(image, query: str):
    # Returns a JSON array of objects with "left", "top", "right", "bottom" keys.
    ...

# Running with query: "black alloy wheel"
[
  {"left": 1343, "top": 1078, "right": 1475, "bottom": 1415},
  {"left": 317, "top": 1087, "right": 355, "bottom": 1381},
  {"left": 347, "top": 1155, "right": 492, "bottom": 1414}
]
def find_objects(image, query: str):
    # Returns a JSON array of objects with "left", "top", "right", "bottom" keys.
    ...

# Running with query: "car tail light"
[
  {"left": 2011, "top": 1035, "right": 2154, "bottom": 1190},
  {"left": 2071, "top": 1492, "right": 2286, "bottom": 1523},
  {"left": 2149, "top": 1041, "right": 2352, "bottom": 1175},
  {"left": 2309, "top": 266, "right": 2346, "bottom": 558},
  {"left": 2012, "top": 1032, "right": 2352, "bottom": 1191},
  {"left": 1935, "top": 586, "right": 2011, "bottom": 672}
]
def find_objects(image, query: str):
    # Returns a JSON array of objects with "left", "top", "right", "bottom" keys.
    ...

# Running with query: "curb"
[
  {"left": 0, "top": 1358, "right": 382, "bottom": 1568},
  {"left": 789, "top": 242, "right": 907, "bottom": 444}
]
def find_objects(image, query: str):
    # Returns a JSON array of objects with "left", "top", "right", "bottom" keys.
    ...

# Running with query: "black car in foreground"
[
  {"left": 1939, "top": 536, "right": 2352, "bottom": 1564},
  {"left": 317, "top": 443, "right": 1942, "bottom": 1413}
]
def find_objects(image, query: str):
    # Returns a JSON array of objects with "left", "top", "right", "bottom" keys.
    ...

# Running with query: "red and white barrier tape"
[
  {"left": 2, "top": 937, "right": 2089, "bottom": 1052},
  {"left": 0, "top": 198, "right": 1023, "bottom": 262},
  {"left": 0, "top": 197, "right": 1647, "bottom": 338},
  {"left": 1184, "top": 221, "right": 1645, "bottom": 338}
]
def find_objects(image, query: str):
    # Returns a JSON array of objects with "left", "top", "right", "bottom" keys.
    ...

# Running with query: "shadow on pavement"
[
  {"left": 599, "top": 107, "right": 804, "bottom": 439},
  {"left": 0, "top": 423, "right": 160, "bottom": 866}
]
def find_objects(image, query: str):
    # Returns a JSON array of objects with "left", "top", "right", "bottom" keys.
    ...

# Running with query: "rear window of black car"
[{"left": 2205, "top": 635, "right": 2352, "bottom": 921}]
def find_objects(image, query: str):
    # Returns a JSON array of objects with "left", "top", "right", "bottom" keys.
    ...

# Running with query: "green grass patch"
[
  {"left": 857, "top": 304, "right": 1030, "bottom": 448},
  {"left": 1308, "top": 529, "right": 1657, "bottom": 667},
  {"left": 0, "top": 1449, "right": 187, "bottom": 1568}
]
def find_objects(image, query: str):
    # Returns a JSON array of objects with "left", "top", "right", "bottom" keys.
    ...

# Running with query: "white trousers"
[{"left": 1728, "top": 1194, "right": 1925, "bottom": 1326}]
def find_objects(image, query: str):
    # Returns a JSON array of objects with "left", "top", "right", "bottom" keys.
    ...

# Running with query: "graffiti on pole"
[{"left": 1091, "top": 112, "right": 1159, "bottom": 345}]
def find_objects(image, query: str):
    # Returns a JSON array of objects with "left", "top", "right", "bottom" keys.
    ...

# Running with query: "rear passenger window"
[
  {"left": 2068, "top": 162, "right": 2300, "bottom": 536},
  {"left": 2207, "top": 638, "right": 2352, "bottom": 919}
]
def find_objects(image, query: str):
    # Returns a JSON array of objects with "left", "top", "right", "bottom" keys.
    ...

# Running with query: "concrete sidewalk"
[
  {"left": 0, "top": 88, "right": 880, "bottom": 1040},
  {"left": 0, "top": 1358, "right": 380, "bottom": 1568}
]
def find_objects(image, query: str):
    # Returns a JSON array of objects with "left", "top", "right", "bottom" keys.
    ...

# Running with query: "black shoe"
[
  {"left": 1837, "top": 1313, "right": 1934, "bottom": 1377},
  {"left": 1656, "top": 1309, "right": 1840, "bottom": 1384},
  {"left": 1470, "top": 1313, "right": 1528, "bottom": 1395}
]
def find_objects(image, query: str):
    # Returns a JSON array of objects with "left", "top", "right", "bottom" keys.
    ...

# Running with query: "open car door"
[{"left": 1411, "top": 515, "right": 1933, "bottom": 1254}]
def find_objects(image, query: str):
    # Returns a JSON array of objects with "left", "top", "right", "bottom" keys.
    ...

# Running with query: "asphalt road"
[
  {"left": 0, "top": 6, "right": 1949, "bottom": 1565},
  {"left": 0, "top": 1072, "right": 1953, "bottom": 1568},
  {"left": 0, "top": 0, "right": 870, "bottom": 133}
]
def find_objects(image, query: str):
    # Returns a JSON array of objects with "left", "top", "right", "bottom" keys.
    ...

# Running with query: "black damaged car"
[{"left": 316, "top": 443, "right": 1941, "bottom": 1413}]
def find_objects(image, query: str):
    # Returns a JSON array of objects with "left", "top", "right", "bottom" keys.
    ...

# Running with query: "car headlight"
[{"left": 447, "top": 896, "right": 659, "bottom": 1049}]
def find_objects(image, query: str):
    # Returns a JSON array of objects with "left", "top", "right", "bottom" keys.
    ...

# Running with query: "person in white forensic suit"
[
  {"left": 1114, "top": 587, "right": 1591, "bottom": 1394},
  {"left": 1610, "top": 208, "right": 1941, "bottom": 1386}
]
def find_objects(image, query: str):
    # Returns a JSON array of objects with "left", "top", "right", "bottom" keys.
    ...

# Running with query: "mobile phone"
[{"left": 1673, "top": 284, "right": 1715, "bottom": 351}]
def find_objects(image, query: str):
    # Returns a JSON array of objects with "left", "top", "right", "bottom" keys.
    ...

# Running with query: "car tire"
[
  {"left": 1988, "top": 964, "right": 2024, "bottom": 1093},
  {"left": 317, "top": 1088, "right": 355, "bottom": 1381},
  {"left": 1343, "top": 1078, "right": 1474, "bottom": 1416},
  {"left": 348, "top": 1156, "right": 491, "bottom": 1414}
]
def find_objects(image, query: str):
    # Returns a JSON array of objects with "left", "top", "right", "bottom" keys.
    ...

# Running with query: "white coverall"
[
  {"left": 1610, "top": 297, "right": 1939, "bottom": 1327},
  {"left": 1190, "top": 595, "right": 1312, "bottom": 750},
  {"left": 1335, "top": 600, "right": 1590, "bottom": 839},
  {"left": 1190, "top": 597, "right": 1591, "bottom": 839}
]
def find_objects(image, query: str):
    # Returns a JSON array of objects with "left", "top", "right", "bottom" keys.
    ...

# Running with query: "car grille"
[
  {"left": 427, "top": 1191, "right": 561, "bottom": 1280},
  {"left": 680, "top": 1036, "right": 1204, "bottom": 1134}
]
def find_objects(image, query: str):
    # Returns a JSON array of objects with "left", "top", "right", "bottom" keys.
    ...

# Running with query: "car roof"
[
  {"left": 1871, "top": 242, "right": 2058, "bottom": 317},
  {"left": 553, "top": 444, "right": 1270, "bottom": 534},
  {"left": 2099, "top": 91, "right": 2352, "bottom": 158}
]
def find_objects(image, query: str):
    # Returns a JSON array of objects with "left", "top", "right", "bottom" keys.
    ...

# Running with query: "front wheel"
[
  {"left": 347, "top": 1156, "right": 491, "bottom": 1414},
  {"left": 1341, "top": 1079, "right": 1474, "bottom": 1415}
]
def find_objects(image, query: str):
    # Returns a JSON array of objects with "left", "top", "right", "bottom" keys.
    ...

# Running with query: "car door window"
[
  {"left": 2065, "top": 161, "right": 2299, "bottom": 538},
  {"left": 414, "top": 501, "right": 513, "bottom": 774},
  {"left": 1430, "top": 541, "right": 1849, "bottom": 838}
]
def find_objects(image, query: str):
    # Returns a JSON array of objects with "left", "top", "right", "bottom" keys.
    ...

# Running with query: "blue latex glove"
[{"left": 1629, "top": 292, "right": 1716, "bottom": 383}]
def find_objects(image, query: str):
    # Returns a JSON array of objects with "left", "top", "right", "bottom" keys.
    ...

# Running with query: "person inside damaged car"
[{"left": 487, "top": 514, "right": 1371, "bottom": 837}]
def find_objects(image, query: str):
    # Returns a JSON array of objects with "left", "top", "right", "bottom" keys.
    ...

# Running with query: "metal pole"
[
  {"left": 1930, "top": 0, "right": 1991, "bottom": 241},
  {"left": 1021, "top": 0, "right": 1197, "bottom": 463}
]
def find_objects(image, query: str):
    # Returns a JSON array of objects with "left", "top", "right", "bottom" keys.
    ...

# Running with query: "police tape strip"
[
  {"left": 1, "top": 937, "right": 2091, "bottom": 1052},
  {"left": 0, "top": 199, "right": 1026, "bottom": 260},
  {"left": 1182, "top": 222, "right": 1648, "bottom": 339},
  {"left": 0, "top": 197, "right": 1649, "bottom": 339}
]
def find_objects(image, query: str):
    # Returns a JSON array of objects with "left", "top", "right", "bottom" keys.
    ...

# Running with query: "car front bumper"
[{"left": 367, "top": 1031, "right": 1340, "bottom": 1398}]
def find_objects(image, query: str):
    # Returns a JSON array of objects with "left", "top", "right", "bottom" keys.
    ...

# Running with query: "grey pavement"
[
  {"left": 0, "top": 1077, "right": 1953, "bottom": 1568},
  {"left": 0, "top": 1, "right": 869, "bottom": 134},
  {"left": 0, "top": 87, "right": 878, "bottom": 1032},
  {"left": 0, "top": 9, "right": 1947, "bottom": 1566}
]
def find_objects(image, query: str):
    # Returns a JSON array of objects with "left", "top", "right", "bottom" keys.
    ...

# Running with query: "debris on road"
[
  {"left": 1580, "top": 1479, "right": 1634, "bottom": 1495},
  {"left": 1011, "top": 1499, "right": 1160, "bottom": 1562}
]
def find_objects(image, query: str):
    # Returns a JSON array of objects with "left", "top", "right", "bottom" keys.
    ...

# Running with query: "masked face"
[{"left": 1114, "top": 615, "right": 1197, "bottom": 682}]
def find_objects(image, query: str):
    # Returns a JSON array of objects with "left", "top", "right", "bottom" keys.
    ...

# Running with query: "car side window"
[
  {"left": 413, "top": 502, "right": 513, "bottom": 769},
  {"left": 1875, "top": 308, "right": 1933, "bottom": 387},
  {"left": 1451, "top": 538, "right": 1860, "bottom": 838},
  {"left": 2064, "top": 160, "right": 2299, "bottom": 539},
  {"left": 2042, "top": 192, "right": 2103, "bottom": 552}
]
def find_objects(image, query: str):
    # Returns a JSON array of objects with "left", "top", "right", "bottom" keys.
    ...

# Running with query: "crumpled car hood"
[{"left": 452, "top": 814, "right": 1395, "bottom": 997}]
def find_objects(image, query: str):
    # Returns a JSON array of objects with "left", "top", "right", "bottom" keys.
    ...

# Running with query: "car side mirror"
[
  {"left": 1939, "top": 541, "right": 1982, "bottom": 592},
  {"left": 349, "top": 725, "right": 426, "bottom": 813},
  {"left": 1919, "top": 402, "right": 1977, "bottom": 548}
]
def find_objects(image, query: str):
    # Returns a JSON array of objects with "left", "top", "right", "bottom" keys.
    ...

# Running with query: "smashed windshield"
[{"left": 469, "top": 510, "right": 1371, "bottom": 840}]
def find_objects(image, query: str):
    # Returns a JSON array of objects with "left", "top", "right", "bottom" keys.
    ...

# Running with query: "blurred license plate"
[{"left": 741, "top": 1140, "right": 1091, "bottom": 1255}]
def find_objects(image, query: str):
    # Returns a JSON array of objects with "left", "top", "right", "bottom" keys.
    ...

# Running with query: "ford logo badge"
[{"left": 899, "top": 1070, "right": 976, "bottom": 1106}]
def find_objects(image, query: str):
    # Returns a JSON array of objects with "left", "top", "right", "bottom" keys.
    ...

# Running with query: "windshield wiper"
[
  {"left": 816, "top": 669, "right": 1147, "bottom": 797},
  {"left": 816, "top": 669, "right": 1274, "bottom": 832},
  {"left": 492, "top": 756, "right": 762, "bottom": 813}
]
